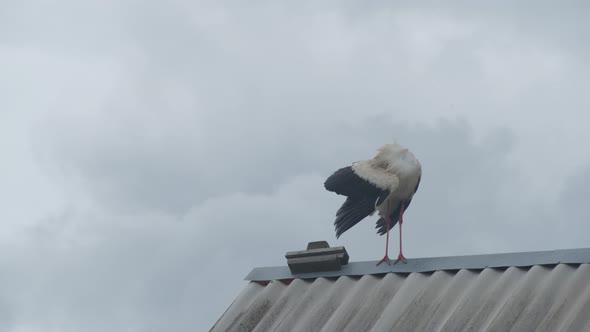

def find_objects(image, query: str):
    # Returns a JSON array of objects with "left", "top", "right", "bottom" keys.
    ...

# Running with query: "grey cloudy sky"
[{"left": 2, "top": 1, "right": 590, "bottom": 330}]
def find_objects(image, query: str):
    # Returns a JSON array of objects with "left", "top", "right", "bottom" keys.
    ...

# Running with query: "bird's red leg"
[
  {"left": 376, "top": 215, "right": 392, "bottom": 266},
  {"left": 394, "top": 201, "right": 408, "bottom": 264}
]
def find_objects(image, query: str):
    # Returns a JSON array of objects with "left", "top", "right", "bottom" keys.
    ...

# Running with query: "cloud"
[
  {"left": 557, "top": 163, "right": 590, "bottom": 243},
  {"left": 6, "top": 173, "right": 330, "bottom": 331},
  {"left": 2, "top": 1, "right": 590, "bottom": 331}
]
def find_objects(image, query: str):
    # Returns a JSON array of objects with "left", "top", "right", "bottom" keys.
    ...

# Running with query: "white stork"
[{"left": 324, "top": 143, "right": 422, "bottom": 265}]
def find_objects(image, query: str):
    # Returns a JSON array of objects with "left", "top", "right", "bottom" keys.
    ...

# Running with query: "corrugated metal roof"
[{"left": 212, "top": 248, "right": 590, "bottom": 331}]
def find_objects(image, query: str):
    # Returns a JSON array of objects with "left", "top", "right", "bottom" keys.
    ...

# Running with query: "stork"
[{"left": 324, "top": 143, "right": 422, "bottom": 265}]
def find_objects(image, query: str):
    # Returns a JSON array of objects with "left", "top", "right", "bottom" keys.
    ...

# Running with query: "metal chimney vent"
[{"left": 285, "top": 241, "right": 349, "bottom": 274}]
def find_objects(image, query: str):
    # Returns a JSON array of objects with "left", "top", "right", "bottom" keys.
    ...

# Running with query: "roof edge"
[{"left": 245, "top": 247, "right": 590, "bottom": 281}]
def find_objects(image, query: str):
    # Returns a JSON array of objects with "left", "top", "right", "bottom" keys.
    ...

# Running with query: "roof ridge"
[{"left": 245, "top": 247, "right": 590, "bottom": 281}]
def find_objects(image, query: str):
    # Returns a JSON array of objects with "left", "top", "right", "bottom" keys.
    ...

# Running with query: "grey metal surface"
[
  {"left": 286, "top": 245, "right": 349, "bottom": 274},
  {"left": 213, "top": 263, "right": 590, "bottom": 331},
  {"left": 245, "top": 247, "right": 590, "bottom": 281}
]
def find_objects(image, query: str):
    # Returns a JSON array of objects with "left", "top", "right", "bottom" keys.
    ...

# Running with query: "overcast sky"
[{"left": 2, "top": 1, "right": 590, "bottom": 331}]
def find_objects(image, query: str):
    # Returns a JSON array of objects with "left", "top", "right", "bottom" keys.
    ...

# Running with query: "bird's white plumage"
[
  {"left": 351, "top": 143, "right": 422, "bottom": 218},
  {"left": 351, "top": 161, "right": 399, "bottom": 191}
]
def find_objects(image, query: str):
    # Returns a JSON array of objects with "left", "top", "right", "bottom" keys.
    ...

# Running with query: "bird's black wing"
[
  {"left": 375, "top": 175, "right": 421, "bottom": 235},
  {"left": 325, "top": 166, "right": 390, "bottom": 237}
]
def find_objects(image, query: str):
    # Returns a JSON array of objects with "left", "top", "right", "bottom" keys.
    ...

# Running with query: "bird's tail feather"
[
  {"left": 375, "top": 217, "right": 399, "bottom": 235},
  {"left": 374, "top": 199, "right": 413, "bottom": 235}
]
